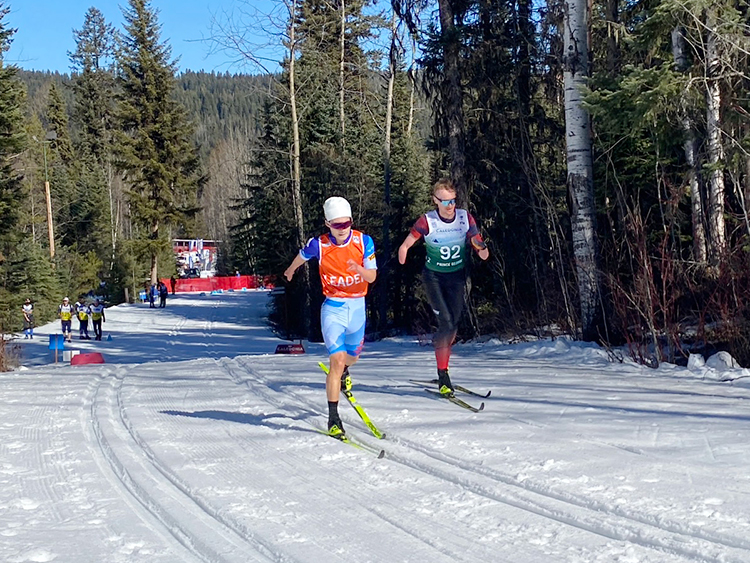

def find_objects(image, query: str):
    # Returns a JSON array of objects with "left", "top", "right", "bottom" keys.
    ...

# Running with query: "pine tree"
[{"left": 115, "top": 0, "right": 203, "bottom": 284}]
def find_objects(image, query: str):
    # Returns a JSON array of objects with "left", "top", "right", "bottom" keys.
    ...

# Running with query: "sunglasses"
[
  {"left": 434, "top": 196, "right": 456, "bottom": 207},
  {"left": 329, "top": 220, "right": 352, "bottom": 230}
]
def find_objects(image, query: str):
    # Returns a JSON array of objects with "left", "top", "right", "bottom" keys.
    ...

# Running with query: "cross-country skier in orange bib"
[
  {"left": 284, "top": 196, "right": 378, "bottom": 437},
  {"left": 398, "top": 179, "right": 490, "bottom": 396}
]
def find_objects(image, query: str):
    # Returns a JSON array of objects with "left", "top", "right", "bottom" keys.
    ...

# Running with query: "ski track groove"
[
  {"left": 21, "top": 402, "right": 66, "bottom": 524},
  {"left": 113, "top": 367, "right": 307, "bottom": 563},
  {"left": 85, "top": 365, "right": 296, "bottom": 563},
  {"left": 380, "top": 370, "right": 750, "bottom": 560},
  {"left": 232, "top": 357, "right": 750, "bottom": 563},
  {"left": 220, "top": 357, "right": 497, "bottom": 563}
]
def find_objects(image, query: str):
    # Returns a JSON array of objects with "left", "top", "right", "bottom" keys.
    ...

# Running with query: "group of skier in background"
[
  {"left": 20, "top": 295, "right": 107, "bottom": 342},
  {"left": 57, "top": 296, "right": 107, "bottom": 342}
]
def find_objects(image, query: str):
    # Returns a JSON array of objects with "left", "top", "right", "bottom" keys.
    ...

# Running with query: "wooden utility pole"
[{"left": 41, "top": 131, "right": 57, "bottom": 262}]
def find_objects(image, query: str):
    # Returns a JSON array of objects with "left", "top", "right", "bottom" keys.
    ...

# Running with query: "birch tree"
[
  {"left": 671, "top": 26, "right": 707, "bottom": 265},
  {"left": 704, "top": 8, "right": 726, "bottom": 265},
  {"left": 563, "top": 0, "right": 602, "bottom": 340}
]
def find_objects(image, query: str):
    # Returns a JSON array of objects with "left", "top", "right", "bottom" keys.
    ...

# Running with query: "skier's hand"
[
  {"left": 398, "top": 245, "right": 407, "bottom": 265},
  {"left": 347, "top": 259, "right": 361, "bottom": 274}
]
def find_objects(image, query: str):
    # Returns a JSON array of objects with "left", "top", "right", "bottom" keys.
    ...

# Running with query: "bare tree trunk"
[
  {"left": 378, "top": 12, "right": 399, "bottom": 332},
  {"left": 437, "top": 0, "right": 468, "bottom": 200},
  {"left": 288, "top": 0, "right": 304, "bottom": 250},
  {"left": 150, "top": 219, "right": 159, "bottom": 285},
  {"left": 563, "top": 0, "right": 602, "bottom": 341},
  {"left": 705, "top": 10, "right": 726, "bottom": 266},
  {"left": 407, "top": 33, "right": 416, "bottom": 137},
  {"left": 339, "top": 0, "right": 346, "bottom": 147},
  {"left": 605, "top": 0, "right": 619, "bottom": 75},
  {"left": 673, "top": 27, "right": 706, "bottom": 264},
  {"left": 107, "top": 161, "right": 118, "bottom": 271},
  {"left": 287, "top": 0, "right": 311, "bottom": 338}
]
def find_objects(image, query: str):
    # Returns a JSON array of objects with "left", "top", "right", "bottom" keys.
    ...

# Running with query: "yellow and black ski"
[{"left": 318, "top": 362, "right": 386, "bottom": 439}]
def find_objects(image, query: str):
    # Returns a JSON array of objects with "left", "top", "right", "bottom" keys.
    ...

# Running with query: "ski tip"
[
  {"left": 485, "top": 391, "right": 492, "bottom": 398},
  {"left": 478, "top": 402, "right": 485, "bottom": 411},
  {"left": 377, "top": 449, "right": 385, "bottom": 459}
]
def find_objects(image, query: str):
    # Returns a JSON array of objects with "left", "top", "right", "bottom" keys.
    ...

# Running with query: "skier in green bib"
[{"left": 398, "top": 179, "right": 490, "bottom": 395}]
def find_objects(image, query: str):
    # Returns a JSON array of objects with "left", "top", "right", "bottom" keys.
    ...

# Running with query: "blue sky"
[{"left": 6, "top": 0, "right": 277, "bottom": 74}]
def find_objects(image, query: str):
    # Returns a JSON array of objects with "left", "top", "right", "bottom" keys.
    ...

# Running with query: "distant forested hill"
[{"left": 18, "top": 69, "right": 271, "bottom": 158}]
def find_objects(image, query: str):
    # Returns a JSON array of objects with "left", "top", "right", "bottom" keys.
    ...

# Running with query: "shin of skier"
[
  {"left": 283, "top": 196, "right": 378, "bottom": 437},
  {"left": 398, "top": 179, "right": 490, "bottom": 396}
]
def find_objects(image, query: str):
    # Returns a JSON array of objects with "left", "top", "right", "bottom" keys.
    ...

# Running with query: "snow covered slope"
[{"left": 2, "top": 291, "right": 750, "bottom": 562}]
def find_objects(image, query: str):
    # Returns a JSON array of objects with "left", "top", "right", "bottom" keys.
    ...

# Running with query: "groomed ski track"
[{"left": 4, "top": 292, "right": 750, "bottom": 562}]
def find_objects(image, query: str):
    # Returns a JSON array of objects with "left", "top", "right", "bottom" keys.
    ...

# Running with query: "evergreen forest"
[{"left": 2, "top": 0, "right": 750, "bottom": 369}]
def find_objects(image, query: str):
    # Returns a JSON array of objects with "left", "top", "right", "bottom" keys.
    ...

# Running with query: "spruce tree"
[
  {"left": 70, "top": 7, "right": 118, "bottom": 166},
  {"left": 69, "top": 7, "right": 119, "bottom": 265},
  {"left": 115, "top": 0, "right": 202, "bottom": 284},
  {"left": 0, "top": 3, "right": 29, "bottom": 330}
]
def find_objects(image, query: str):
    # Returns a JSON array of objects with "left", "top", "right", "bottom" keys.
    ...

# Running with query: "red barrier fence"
[{"left": 159, "top": 275, "right": 276, "bottom": 294}]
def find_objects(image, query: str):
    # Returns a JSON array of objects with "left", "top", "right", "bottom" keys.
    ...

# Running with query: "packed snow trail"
[{"left": 3, "top": 291, "right": 750, "bottom": 562}]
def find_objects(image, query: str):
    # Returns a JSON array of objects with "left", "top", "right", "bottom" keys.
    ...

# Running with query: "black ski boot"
[{"left": 437, "top": 368, "right": 454, "bottom": 396}]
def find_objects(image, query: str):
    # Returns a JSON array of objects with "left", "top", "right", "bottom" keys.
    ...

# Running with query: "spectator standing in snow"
[
  {"left": 158, "top": 282, "right": 168, "bottom": 308},
  {"left": 75, "top": 297, "right": 91, "bottom": 340},
  {"left": 148, "top": 283, "right": 156, "bottom": 308},
  {"left": 59, "top": 297, "right": 74, "bottom": 342},
  {"left": 90, "top": 298, "right": 106, "bottom": 341},
  {"left": 398, "top": 179, "right": 490, "bottom": 396},
  {"left": 22, "top": 298, "right": 34, "bottom": 339},
  {"left": 283, "top": 196, "right": 378, "bottom": 437}
]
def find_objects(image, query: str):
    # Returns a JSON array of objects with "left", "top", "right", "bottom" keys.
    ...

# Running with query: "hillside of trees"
[{"left": 3, "top": 0, "right": 750, "bottom": 370}]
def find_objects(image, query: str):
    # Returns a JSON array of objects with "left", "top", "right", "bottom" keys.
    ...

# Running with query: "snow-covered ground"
[{"left": 3, "top": 291, "right": 750, "bottom": 563}]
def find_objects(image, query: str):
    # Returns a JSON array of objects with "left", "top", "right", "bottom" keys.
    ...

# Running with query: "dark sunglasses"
[
  {"left": 434, "top": 196, "right": 456, "bottom": 207},
  {"left": 329, "top": 220, "right": 353, "bottom": 230}
]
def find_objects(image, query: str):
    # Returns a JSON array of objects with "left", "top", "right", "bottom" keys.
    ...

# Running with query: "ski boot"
[
  {"left": 437, "top": 368, "right": 455, "bottom": 397},
  {"left": 328, "top": 417, "right": 346, "bottom": 438},
  {"left": 341, "top": 366, "right": 352, "bottom": 392}
]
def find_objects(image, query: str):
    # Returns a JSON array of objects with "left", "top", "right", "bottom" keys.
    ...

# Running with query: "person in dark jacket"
[
  {"left": 158, "top": 281, "right": 168, "bottom": 308},
  {"left": 90, "top": 298, "right": 106, "bottom": 341}
]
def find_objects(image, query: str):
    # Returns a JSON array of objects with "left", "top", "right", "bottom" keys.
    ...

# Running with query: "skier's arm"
[
  {"left": 471, "top": 235, "right": 489, "bottom": 260},
  {"left": 284, "top": 237, "right": 318, "bottom": 281},
  {"left": 467, "top": 213, "right": 489, "bottom": 260},
  {"left": 347, "top": 259, "right": 377, "bottom": 283},
  {"left": 348, "top": 235, "right": 377, "bottom": 283},
  {"left": 284, "top": 254, "right": 307, "bottom": 282},
  {"left": 398, "top": 233, "right": 419, "bottom": 264}
]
